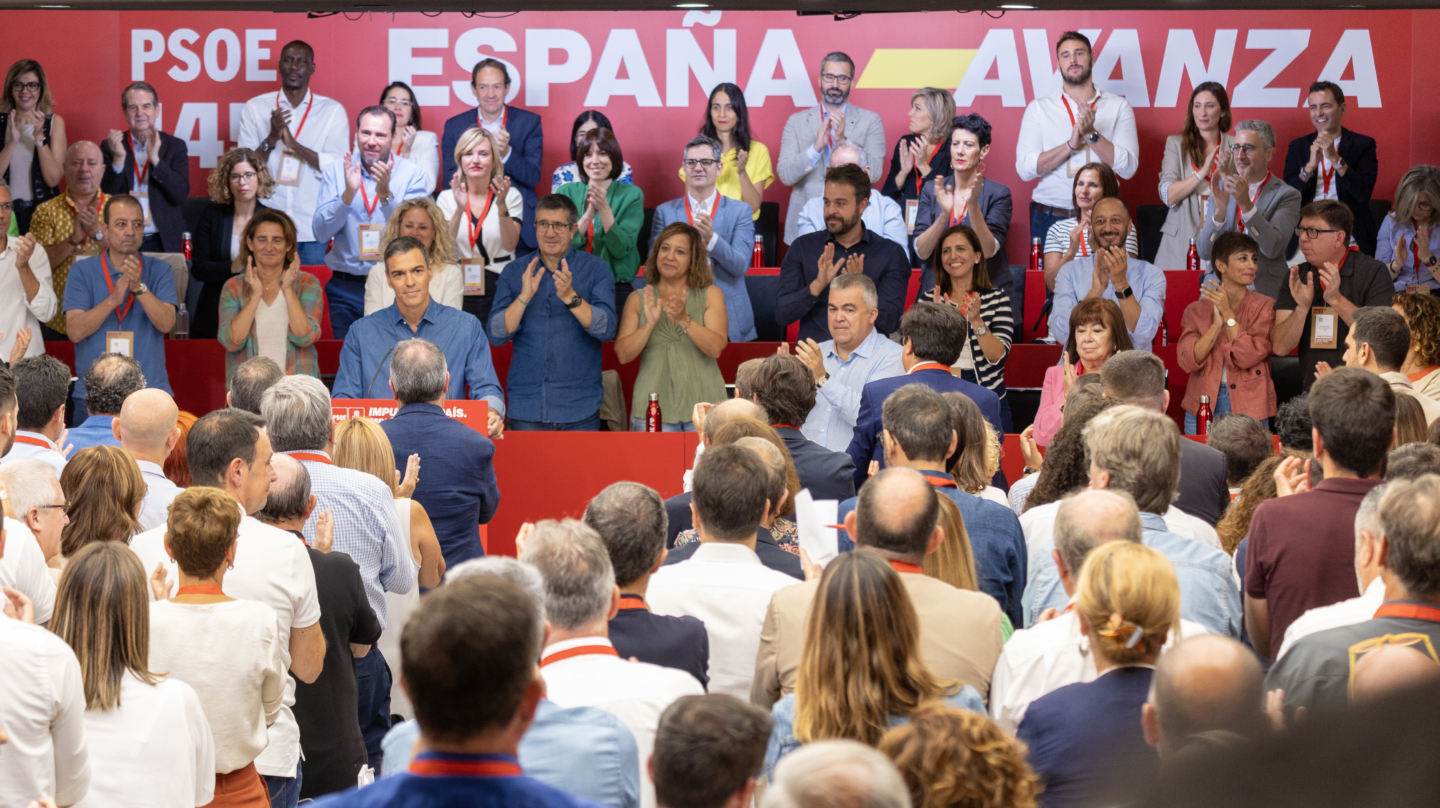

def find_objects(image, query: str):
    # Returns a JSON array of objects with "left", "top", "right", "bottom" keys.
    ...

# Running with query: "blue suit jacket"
[
  {"left": 442, "top": 105, "right": 543, "bottom": 251},
  {"left": 609, "top": 594, "right": 710, "bottom": 689},
  {"left": 651, "top": 195, "right": 756, "bottom": 342},
  {"left": 845, "top": 367, "right": 1002, "bottom": 491},
  {"left": 380, "top": 402, "right": 500, "bottom": 568}
]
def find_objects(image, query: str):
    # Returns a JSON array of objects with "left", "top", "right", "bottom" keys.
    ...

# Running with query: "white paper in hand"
[{"left": 794, "top": 489, "right": 839, "bottom": 569}]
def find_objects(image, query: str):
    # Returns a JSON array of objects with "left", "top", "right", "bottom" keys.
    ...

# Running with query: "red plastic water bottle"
[
  {"left": 1187, "top": 237, "right": 1200, "bottom": 272},
  {"left": 1029, "top": 237, "right": 1042, "bottom": 272},
  {"left": 1197, "top": 395, "right": 1213, "bottom": 436},
  {"left": 751, "top": 235, "right": 764, "bottom": 269},
  {"left": 182, "top": 231, "right": 193, "bottom": 265},
  {"left": 645, "top": 393, "right": 661, "bottom": 433}
]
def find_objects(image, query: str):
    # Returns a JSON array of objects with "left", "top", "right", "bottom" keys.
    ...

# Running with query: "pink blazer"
[
  {"left": 1033, "top": 364, "right": 1068, "bottom": 447},
  {"left": 1176, "top": 290, "right": 1277, "bottom": 419}
]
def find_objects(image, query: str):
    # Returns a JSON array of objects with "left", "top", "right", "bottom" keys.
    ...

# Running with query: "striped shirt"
[
  {"left": 1044, "top": 217, "right": 1140, "bottom": 259},
  {"left": 919, "top": 286, "right": 1015, "bottom": 397}
]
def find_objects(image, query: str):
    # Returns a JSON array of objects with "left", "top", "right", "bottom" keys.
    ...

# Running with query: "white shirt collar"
[
  {"left": 134, "top": 459, "right": 167, "bottom": 477},
  {"left": 690, "top": 541, "right": 763, "bottom": 565},
  {"left": 688, "top": 188, "right": 719, "bottom": 213}
]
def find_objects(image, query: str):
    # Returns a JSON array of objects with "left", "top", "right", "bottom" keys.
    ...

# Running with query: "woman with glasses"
[
  {"left": 0, "top": 59, "right": 66, "bottom": 233},
  {"left": 556, "top": 126, "right": 644, "bottom": 304},
  {"left": 1378, "top": 164, "right": 1440, "bottom": 293},
  {"left": 687, "top": 83, "right": 773, "bottom": 219},
  {"left": 192, "top": 148, "right": 273, "bottom": 340},
  {"left": 551, "top": 111, "right": 633, "bottom": 190},
  {"left": 379, "top": 82, "right": 439, "bottom": 193},
  {"left": 1156, "top": 82, "right": 1234, "bottom": 270}
]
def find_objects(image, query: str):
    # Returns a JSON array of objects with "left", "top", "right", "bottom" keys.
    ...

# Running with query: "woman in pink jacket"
[
  {"left": 1177, "top": 231, "right": 1277, "bottom": 433},
  {"left": 1033, "top": 297, "right": 1131, "bottom": 446}
]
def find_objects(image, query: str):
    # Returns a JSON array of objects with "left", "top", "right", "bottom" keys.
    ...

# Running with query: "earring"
[{"left": 227, "top": 562, "right": 235, "bottom": 571}]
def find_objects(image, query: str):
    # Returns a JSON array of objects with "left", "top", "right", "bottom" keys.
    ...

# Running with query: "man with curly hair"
[
  {"left": 880, "top": 702, "right": 1041, "bottom": 808},
  {"left": 67, "top": 352, "right": 144, "bottom": 452}
]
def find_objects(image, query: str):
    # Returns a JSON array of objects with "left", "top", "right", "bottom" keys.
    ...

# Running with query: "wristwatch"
[
  {"left": 1087, "top": 131, "right": 1100, "bottom": 144},
  {"left": 564, "top": 294, "right": 583, "bottom": 310},
  {"left": 132, "top": 283, "right": 149, "bottom": 297},
  {"left": 817, "top": 373, "right": 830, "bottom": 388},
  {"left": 1427, "top": 255, "right": 1439, "bottom": 268},
  {"left": 1225, "top": 317, "right": 1237, "bottom": 328},
  {"left": 972, "top": 322, "right": 988, "bottom": 337},
  {"left": 1114, "top": 284, "right": 1134, "bottom": 299}
]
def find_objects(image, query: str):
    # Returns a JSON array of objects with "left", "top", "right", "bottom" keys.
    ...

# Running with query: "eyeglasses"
[
  {"left": 1296, "top": 226, "right": 1343, "bottom": 239},
  {"left": 36, "top": 503, "right": 67, "bottom": 512},
  {"left": 0, "top": 202, "right": 11, "bottom": 212},
  {"left": 535, "top": 221, "right": 574, "bottom": 232},
  {"left": 10, "top": 81, "right": 40, "bottom": 93},
  {"left": 1229, "top": 144, "right": 1260, "bottom": 155},
  {"left": 229, "top": 171, "right": 257, "bottom": 183},
  {"left": 683, "top": 159, "right": 719, "bottom": 169},
  {"left": 820, "top": 73, "right": 853, "bottom": 85},
  {"left": 383, "top": 97, "right": 413, "bottom": 107}
]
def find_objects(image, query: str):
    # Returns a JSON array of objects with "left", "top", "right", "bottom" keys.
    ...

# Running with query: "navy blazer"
[
  {"left": 651, "top": 195, "right": 757, "bottom": 341},
  {"left": 380, "top": 402, "right": 500, "bottom": 569},
  {"left": 1283, "top": 128, "right": 1379, "bottom": 255},
  {"left": 609, "top": 594, "right": 710, "bottom": 688},
  {"left": 442, "top": 105, "right": 544, "bottom": 251},
  {"left": 100, "top": 130, "right": 191, "bottom": 252},
  {"left": 665, "top": 528, "right": 804, "bottom": 580},
  {"left": 664, "top": 492, "right": 693, "bottom": 549},
  {"left": 774, "top": 426, "right": 856, "bottom": 503},
  {"left": 845, "top": 367, "right": 1002, "bottom": 491}
]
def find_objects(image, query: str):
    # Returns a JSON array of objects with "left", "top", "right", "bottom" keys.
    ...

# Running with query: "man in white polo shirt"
[{"left": 3, "top": 355, "right": 70, "bottom": 475}]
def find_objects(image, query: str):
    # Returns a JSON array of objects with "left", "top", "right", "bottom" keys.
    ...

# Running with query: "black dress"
[
  {"left": 880, "top": 133, "right": 951, "bottom": 267},
  {"left": 191, "top": 200, "right": 268, "bottom": 339}
]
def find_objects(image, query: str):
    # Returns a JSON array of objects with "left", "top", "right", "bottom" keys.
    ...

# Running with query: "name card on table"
[{"left": 331, "top": 399, "right": 489, "bottom": 436}]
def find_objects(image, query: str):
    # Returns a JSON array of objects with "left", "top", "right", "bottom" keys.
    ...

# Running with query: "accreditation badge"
[
  {"left": 358, "top": 224, "right": 383, "bottom": 262},
  {"left": 134, "top": 189, "right": 153, "bottom": 228},
  {"left": 463, "top": 259, "right": 487, "bottom": 296},
  {"left": 106, "top": 331, "right": 134, "bottom": 358},
  {"left": 278, "top": 151, "right": 303, "bottom": 187},
  {"left": 1309, "top": 307, "right": 1338, "bottom": 350}
]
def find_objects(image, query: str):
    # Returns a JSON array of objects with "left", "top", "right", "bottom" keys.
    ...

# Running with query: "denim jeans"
[
  {"left": 629, "top": 417, "right": 697, "bottom": 433},
  {"left": 264, "top": 760, "right": 303, "bottom": 808},
  {"left": 508, "top": 413, "right": 603, "bottom": 431},
  {"left": 324, "top": 273, "right": 366, "bottom": 342},
  {"left": 1183, "top": 384, "right": 1267, "bottom": 434}
]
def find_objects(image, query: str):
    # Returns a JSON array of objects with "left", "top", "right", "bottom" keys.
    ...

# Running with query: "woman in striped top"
[
  {"left": 920, "top": 224, "right": 1016, "bottom": 431},
  {"left": 1041, "top": 162, "right": 1139, "bottom": 291}
]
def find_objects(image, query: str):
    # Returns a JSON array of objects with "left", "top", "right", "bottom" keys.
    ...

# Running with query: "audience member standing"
[
  {"left": 1344, "top": 306, "right": 1440, "bottom": 424},
  {"left": 777, "top": 51, "right": 885, "bottom": 244},
  {"left": 912, "top": 114, "right": 1014, "bottom": 295},
  {"left": 1049, "top": 197, "right": 1165, "bottom": 354},
  {"left": 880, "top": 88, "right": 954, "bottom": 238},
  {"left": 435, "top": 127, "right": 521, "bottom": 326},
  {"left": 0, "top": 59, "right": 65, "bottom": 234},
  {"left": 31, "top": 141, "right": 105, "bottom": 339},
  {"left": 99, "top": 82, "right": 189, "bottom": 253},
  {"left": 441, "top": 59, "right": 543, "bottom": 252},
  {"left": 1377, "top": 165, "right": 1440, "bottom": 293},
  {"left": 0, "top": 186, "right": 54, "bottom": 361},
  {"left": 881, "top": 702, "right": 1040, "bottom": 808},
  {"left": 191, "top": 149, "right": 272, "bottom": 340},
  {"left": 1015, "top": 32, "right": 1138, "bottom": 245},
  {"left": 1283, "top": 81, "right": 1378, "bottom": 255},
  {"left": 227, "top": 356, "right": 282, "bottom": 414},
  {"left": 379, "top": 82, "right": 439, "bottom": 193},
  {"left": 52, "top": 542, "right": 215, "bottom": 808},
  {"left": 552, "top": 111, "right": 634, "bottom": 189},
  {"left": 116, "top": 388, "right": 182, "bottom": 531},
  {"left": 365, "top": 199, "right": 463, "bottom": 316},
  {"left": 0, "top": 458, "right": 65, "bottom": 619},
  {"left": 1390, "top": 291, "right": 1440, "bottom": 398},
  {"left": 694, "top": 83, "right": 774, "bottom": 218},
  {"left": 1141, "top": 635, "right": 1269, "bottom": 761},
  {"left": 750, "top": 353, "right": 856, "bottom": 501},
  {"left": 217, "top": 210, "right": 323, "bottom": 381},
  {"left": 555, "top": 127, "right": 644, "bottom": 304},
  {"left": 59, "top": 445, "right": 144, "bottom": 571},
  {"left": 4, "top": 354, "right": 70, "bottom": 475},
  {"left": 652, "top": 695, "right": 772, "bottom": 808},
  {"left": 1155, "top": 83, "right": 1234, "bottom": 270},
  {"left": 760, "top": 741, "right": 911, "bottom": 808},
  {"left": 238, "top": 41, "right": 349, "bottom": 266},
  {"left": 797, "top": 274, "right": 904, "bottom": 452}
]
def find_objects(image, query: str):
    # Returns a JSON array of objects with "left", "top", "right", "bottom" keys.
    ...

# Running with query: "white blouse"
[
  {"left": 364, "top": 260, "right": 464, "bottom": 315},
  {"left": 401, "top": 129, "right": 440, "bottom": 194},
  {"left": 436, "top": 185, "right": 525, "bottom": 274}
]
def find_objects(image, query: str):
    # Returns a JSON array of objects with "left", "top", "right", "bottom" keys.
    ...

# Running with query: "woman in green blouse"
[
  {"left": 615, "top": 222, "right": 728, "bottom": 431},
  {"left": 555, "top": 127, "right": 644, "bottom": 304}
]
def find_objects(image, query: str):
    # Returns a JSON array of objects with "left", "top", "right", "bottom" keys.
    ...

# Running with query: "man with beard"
[
  {"left": 1015, "top": 32, "right": 1140, "bottom": 248},
  {"left": 313, "top": 106, "right": 432, "bottom": 340},
  {"left": 777, "top": 52, "right": 886, "bottom": 245},
  {"left": 1284, "top": 81, "right": 1379, "bottom": 255},
  {"left": 1196, "top": 120, "right": 1303, "bottom": 299},
  {"left": 776, "top": 163, "right": 909, "bottom": 343},
  {"left": 1050, "top": 196, "right": 1165, "bottom": 353},
  {"left": 239, "top": 41, "right": 351, "bottom": 266}
]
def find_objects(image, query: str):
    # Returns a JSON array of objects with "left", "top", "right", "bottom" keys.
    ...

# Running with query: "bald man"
[
  {"left": 1350, "top": 644, "right": 1440, "bottom": 706},
  {"left": 667, "top": 396, "right": 770, "bottom": 546},
  {"left": 752, "top": 467, "right": 1004, "bottom": 709},
  {"left": 30, "top": 140, "right": 108, "bottom": 338},
  {"left": 1049, "top": 196, "right": 1166, "bottom": 352},
  {"left": 1143, "top": 635, "right": 1268, "bottom": 760},
  {"left": 115, "top": 387, "right": 182, "bottom": 531}
]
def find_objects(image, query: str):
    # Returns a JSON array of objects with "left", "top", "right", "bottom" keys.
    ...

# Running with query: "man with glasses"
[
  {"left": 490, "top": 195, "right": 617, "bottom": 431},
  {"left": 777, "top": 51, "right": 886, "bottom": 244},
  {"left": 0, "top": 457, "right": 67, "bottom": 622},
  {"left": 100, "top": 82, "right": 190, "bottom": 254},
  {"left": 1271, "top": 199, "right": 1393, "bottom": 389},
  {"left": 238, "top": 40, "right": 350, "bottom": 266},
  {"left": 651, "top": 135, "right": 757, "bottom": 341},
  {"left": 1196, "top": 120, "right": 1302, "bottom": 299},
  {"left": 1284, "top": 81, "right": 1379, "bottom": 255},
  {"left": 0, "top": 186, "right": 53, "bottom": 363}
]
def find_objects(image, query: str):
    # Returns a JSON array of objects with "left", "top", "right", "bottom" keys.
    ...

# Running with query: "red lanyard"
[
  {"left": 358, "top": 157, "right": 393, "bottom": 218},
  {"left": 540, "top": 644, "right": 619, "bottom": 667},
  {"left": 617, "top": 595, "right": 649, "bottom": 611},
  {"left": 914, "top": 139, "right": 943, "bottom": 197},
  {"left": 922, "top": 473, "right": 958, "bottom": 489},
  {"left": 467, "top": 188, "right": 497, "bottom": 254},
  {"left": 477, "top": 106, "right": 507, "bottom": 130},
  {"left": 685, "top": 192, "right": 722, "bottom": 227},
  {"left": 288, "top": 451, "right": 333, "bottom": 465},
  {"left": 1235, "top": 172, "right": 1270, "bottom": 234},
  {"left": 1374, "top": 603, "right": 1440, "bottom": 623},
  {"left": 276, "top": 92, "right": 314, "bottom": 141},
  {"left": 1319, "top": 154, "right": 1336, "bottom": 195},
  {"left": 409, "top": 753, "right": 522, "bottom": 778},
  {"left": 771, "top": 424, "right": 801, "bottom": 430},
  {"left": 948, "top": 179, "right": 972, "bottom": 228},
  {"left": 1078, "top": 223, "right": 1090, "bottom": 257},
  {"left": 1062, "top": 94, "right": 1099, "bottom": 129},
  {"left": 585, "top": 220, "right": 595, "bottom": 254},
  {"left": 176, "top": 585, "right": 225, "bottom": 596},
  {"left": 12, "top": 435, "right": 53, "bottom": 449},
  {"left": 126, "top": 132, "right": 150, "bottom": 186},
  {"left": 101, "top": 252, "right": 135, "bottom": 326},
  {"left": 909, "top": 362, "right": 950, "bottom": 374},
  {"left": 889, "top": 560, "right": 924, "bottom": 574}
]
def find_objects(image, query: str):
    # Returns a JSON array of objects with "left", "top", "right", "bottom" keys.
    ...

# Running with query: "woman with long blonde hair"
[
  {"left": 53, "top": 541, "right": 216, "bottom": 808},
  {"left": 763, "top": 551, "right": 984, "bottom": 775},
  {"left": 364, "top": 197, "right": 463, "bottom": 314},
  {"left": 435, "top": 125, "right": 521, "bottom": 325},
  {"left": 925, "top": 493, "right": 980, "bottom": 594}
]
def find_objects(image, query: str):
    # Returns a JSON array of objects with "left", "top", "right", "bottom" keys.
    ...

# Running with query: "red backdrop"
[{"left": 7, "top": 9, "right": 1440, "bottom": 266}]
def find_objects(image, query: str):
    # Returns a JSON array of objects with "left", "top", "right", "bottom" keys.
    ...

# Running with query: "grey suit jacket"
[
  {"left": 1155, "top": 133, "right": 1235, "bottom": 270},
  {"left": 776, "top": 104, "right": 886, "bottom": 244},
  {"left": 651, "top": 195, "right": 756, "bottom": 342},
  {"left": 1196, "top": 175, "right": 1302, "bottom": 299}
]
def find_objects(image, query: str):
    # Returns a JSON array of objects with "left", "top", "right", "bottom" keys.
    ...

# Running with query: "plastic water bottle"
[
  {"left": 173, "top": 303, "right": 189, "bottom": 340},
  {"left": 645, "top": 393, "right": 661, "bottom": 432},
  {"left": 182, "top": 231, "right": 193, "bottom": 266},
  {"left": 1029, "top": 236, "right": 1042, "bottom": 272},
  {"left": 1187, "top": 237, "right": 1200, "bottom": 272},
  {"left": 751, "top": 235, "right": 765, "bottom": 269},
  {"left": 1198, "top": 395, "right": 1213, "bottom": 436}
]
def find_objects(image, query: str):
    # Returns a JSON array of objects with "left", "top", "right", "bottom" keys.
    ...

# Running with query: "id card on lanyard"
[
  {"left": 276, "top": 92, "right": 314, "bottom": 187},
  {"left": 126, "top": 133, "right": 154, "bottom": 227},
  {"left": 1063, "top": 95, "right": 1099, "bottom": 177},
  {"left": 357, "top": 158, "right": 391, "bottom": 262},
  {"left": 101, "top": 251, "right": 137, "bottom": 357},
  {"left": 1407, "top": 238, "right": 1431, "bottom": 295},
  {"left": 464, "top": 188, "right": 497, "bottom": 296}
]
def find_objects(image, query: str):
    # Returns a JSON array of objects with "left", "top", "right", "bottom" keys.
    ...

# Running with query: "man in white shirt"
[
  {"left": 1277, "top": 485, "right": 1388, "bottom": 660},
  {"left": 237, "top": 40, "right": 349, "bottom": 266},
  {"left": 130, "top": 408, "right": 324, "bottom": 808},
  {"left": 648, "top": 444, "right": 798, "bottom": 699},
  {"left": 521, "top": 519, "right": 703, "bottom": 808},
  {"left": 0, "top": 513, "right": 89, "bottom": 807},
  {"left": 1014, "top": 31, "right": 1139, "bottom": 246},
  {"left": 795, "top": 143, "right": 907, "bottom": 255},
  {"left": 992, "top": 490, "right": 1208, "bottom": 733},
  {"left": 796, "top": 273, "right": 904, "bottom": 452},
  {"left": 114, "top": 387, "right": 182, "bottom": 531},
  {"left": 0, "top": 458, "right": 66, "bottom": 575},
  {"left": 1141, "top": 635, "right": 1268, "bottom": 760},
  {"left": 0, "top": 186, "right": 54, "bottom": 362},
  {"left": 3, "top": 355, "right": 70, "bottom": 476}
]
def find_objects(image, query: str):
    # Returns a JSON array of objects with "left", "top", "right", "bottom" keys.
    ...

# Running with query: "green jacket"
[{"left": 556, "top": 180, "right": 644, "bottom": 284}]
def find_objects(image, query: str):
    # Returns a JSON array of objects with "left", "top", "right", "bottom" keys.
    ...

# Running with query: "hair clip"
[{"left": 1125, "top": 625, "right": 1145, "bottom": 649}]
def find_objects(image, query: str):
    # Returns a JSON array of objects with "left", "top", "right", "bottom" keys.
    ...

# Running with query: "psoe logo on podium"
[{"left": 331, "top": 399, "right": 489, "bottom": 435}]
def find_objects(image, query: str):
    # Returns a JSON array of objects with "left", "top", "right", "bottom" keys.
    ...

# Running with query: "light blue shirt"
[
  {"left": 1050, "top": 255, "right": 1166, "bottom": 354},
  {"left": 312, "top": 153, "right": 433, "bottom": 278},
  {"left": 135, "top": 459, "right": 183, "bottom": 532},
  {"left": 63, "top": 252, "right": 178, "bottom": 397},
  {"left": 796, "top": 189, "right": 909, "bottom": 257},
  {"left": 800, "top": 328, "right": 905, "bottom": 452},
  {"left": 65, "top": 415, "right": 121, "bottom": 453},
  {"left": 380, "top": 701, "right": 641, "bottom": 808},
  {"left": 1024, "top": 511, "right": 1241, "bottom": 636}
]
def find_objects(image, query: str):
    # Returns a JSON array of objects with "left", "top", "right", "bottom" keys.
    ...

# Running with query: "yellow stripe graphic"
[{"left": 856, "top": 49, "right": 978, "bottom": 90}]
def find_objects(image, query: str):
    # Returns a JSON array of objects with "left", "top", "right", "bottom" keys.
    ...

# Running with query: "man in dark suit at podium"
[
  {"left": 1283, "top": 81, "right": 1378, "bottom": 256},
  {"left": 441, "top": 58, "right": 543, "bottom": 252}
]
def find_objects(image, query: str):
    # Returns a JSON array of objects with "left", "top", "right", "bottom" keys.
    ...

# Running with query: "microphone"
[{"left": 364, "top": 345, "right": 396, "bottom": 399}]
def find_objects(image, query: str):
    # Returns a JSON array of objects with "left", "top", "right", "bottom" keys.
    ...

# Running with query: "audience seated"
[
  {"left": 4, "top": 354, "right": 70, "bottom": 474},
  {"left": 0, "top": 458, "right": 64, "bottom": 620},
  {"left": 116, "top": 388, "right": 182, "bottom": 531},
  {"left": 226, "top": 356, "right": 283, "bottom": 414},
  {"left": 1378, "top": 167, "right": 1440, "bottom": 294},
  {"left": 880, "top": 702, "right": 1040, "bottom": 808},
  {"left": 1206, "top": 414, "right": 1274, "bottom": 498},
  {"left": 67, "top": 352, "right": 143, "bottom": 452},
  {"left": 752, "top": 353, "right": 857, "bottom": 501},
  {"left": 759, "top": 740, "right": 910, "bottom": 808},
  {"left": 520, "top": 518, "right": 704, "bottom": 808},
  {"left": 652, "top": 695, "right": 772, "bottom": 808},
  {"left": 364, "top": 198, "right": 463, "bottom": 315},
  {"left": 552, "top": 111, "right": 634, "bottom": 189},
  {"left": 584, "top": 482, "right": 710, "bottom": 687},
  {"left": 1344, "top": 305, "right": 1440, "bottom": 424},
  {"left": 758, "top": 467, "right": 1003, "bottom": 708},
  {"left": 191, "top": 148, "right": 272, "bottom": 341},
  {"left": 1032, "top": 298, "right": 1129, "bottom": 448},
  {"left": 1141, "top": 635, "right": 1268, "bottom": 761}
]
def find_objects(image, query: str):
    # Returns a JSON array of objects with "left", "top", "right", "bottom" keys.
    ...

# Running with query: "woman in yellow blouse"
[{"left": 682, "top": 82, "right": 774, "bottom": 219}]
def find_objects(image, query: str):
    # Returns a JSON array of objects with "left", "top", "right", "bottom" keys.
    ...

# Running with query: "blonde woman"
[
  {"left": 364, "top": 198, "right": 463, "bottom": 314},
  {"left": 1016, "top": 541, "right": 1180, "bottom": 808},
  {"left": 332, "top": 416, "right": 444, "bottom": 719},
  {"left": 435, "top": 125, "right": 522, "bottom": 325},
  {"left": 193, "top": 148, "right": 273, "bottom": 339},
  {"left": 764, "top": 551, "right": 984, "bottom": 774},
  {"left": 216, "top": 209, "right": 322, "bottom": 380},
  {"left": 882, "top": 87, "right": 955, "bottom": 224},
  {"left": 53, "top": 542, "right": 215, "bottom": 808},
  {"left": 925, "top": 494, "right": 980, "bottom": 594},
  {"left": 0, "top": 59, "right": 67, "bottom": 232}
]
